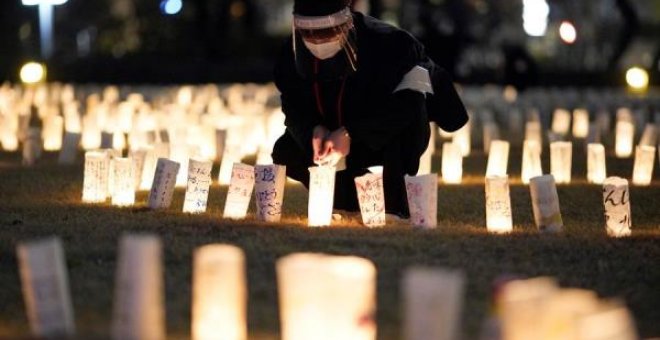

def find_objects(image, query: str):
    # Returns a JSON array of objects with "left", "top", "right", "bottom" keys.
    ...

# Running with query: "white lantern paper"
[
  {"left": 140, "top": 143, "right": 169, "bottom": 190},
  {"left": 405, "top": 174, "right": 438, "bottom": 229},
  {"left": 602, "top": 177, "right": 631, "bottom": 237},
  {"left": 525, "top": 121, "right": 543, "bottom": 151},
  {"left": 148, "top": 158, "right": 181, "bottom": 210},
  {"left": 111, "top": 157, "right": 135, "bottom": 207},
  {"left": 129, "top": 149, "right": 147, "bottom": 190},
  {"left": 452, "top": 122, "right": 471, "bottom": 157},
  {"left": 171, "top": 143, "right": 192, "bottom": 187},
  {"left": 17, "top": 237, "right": 75, "bottom": 338},
  {"left": 354, "top": 172, "right": 386, "bottom": 227},
  {"left": 308, "top": 166, "right": 336, "bottom": 227},
  {"left": 638, "top": 123, "right": 657, "bottom": 146},
  {"left": 632, "top": 145, "right": 656, "bottom": 186},
  {"left": 615, "top": 118, "right": 634, "bottom": 158},
  {"left": 218, "top": 148, "right": 242, "bottom": 185},
  {"left": 277, "top": 253, "right": 376, "bottom": 340},
  {"left": 572, "top": 108, "right": 589, "bottom": 138},
  {"left": 485, "top": 176, "right": 513, "bottom": 233},
  {"left": 587, "top": 143, "right": 607, "bottom": 184},
  {"left": 111, "top": 234, "right": 165, "bottom": 340},
  {"left": 223, "top": 163, "right": 256, "bottom": 219},
  {"left": 441, "top": 142, "right": 462, "bottom": 184},
  {"left": 43, "top": 115, "right": 63, "bottom": 151},
  {"left": 254, "top": 164, "right": 286, "bottom": 222},
  {"left": 521, "top": 140, "right": 542, "bottom": 185},
  {"left": 82, "top": 151, "right": 109, "bottom": 203},
  {"left": 57, "top": 132, "right": 81, "bottom": 165},
  {"left": 529, "top": 175, "right": 563, "bottom": 232},
  {"left": 550, "top": 141, "right": 572, "bottom": 184},
  {"left": 192, "top": 244, "right": 247, "bottom": 340},
  {"left": 183, "top": 159, "right": 214, "bottom": 213},
  {"left": 577, "top": 301, "right": 638, "bottom": 340},
  {"left": 551, "top": 109, "right": 571, "bottom": 136},
  {"left": 402, "top": 267, "right": 465, "bottom": 340},
  {"left": 486, "top": 140, "right": 510, "bottom": 177},
  {"left": 499, "top": 277, "right": 559, "bottom": 340}
]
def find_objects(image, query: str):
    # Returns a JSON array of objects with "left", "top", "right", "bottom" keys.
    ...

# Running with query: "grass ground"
[{"left": 0, "top": 144, "right": 659, "bottom": 340}]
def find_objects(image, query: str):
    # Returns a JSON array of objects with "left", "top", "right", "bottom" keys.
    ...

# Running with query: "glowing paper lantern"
[
  {"left": 148, "top": 158, "right": 181, "bottom": 210},
  {"left": 218, "top": 147, "right": 242, "bottom": 185},
  {"left": 129, "top": 149, "right": 147, "bottom": 190},
  {"left": 485, "top": 140, "right": 510, "bottom": 177},
  {"left": 140, "top": 143, "right": 169, "bottom": 190},
  {"left": 277, "top": 253, "right": 376, "bottom": 340},
  {"left": 112, "top": 130, "right": 126, "bottom": 151},
  {"left": 82, "top": 151, "right": 109, "bottom": 203},
  {"left": 577, "top": 301, "right": 638, "bottom": 340},
  {"left": 170, "top": 143, "right": 192, "bottom": 187},
  {"left": 441, "top": 142, "right": 462, "bottom": 184},
  {"left": 405, "top": 174, "right": 438, "bottom": 229},
  {"left": 354, "top": 172, "right": 386, "bottom": 227},
  {"left": 499, "top": 277, "right": 559, "bottom": 340},
  {"left": 572, "top": 108, "right": 589, "bottom": 138},
  {"left": 57, "top": 132, "right": 81, "bottom": 164},
  {"left": 521, "top": 140, "right": 543, "bottom": 185},
  {"left": 587, "top": 143, "right": 607, "bottom": 184},
  {"left": 632, "top": 145, "right": 656, "bottom": 186},
  {"left": 17, "top": 237, "right": 75, "bottom": 338},
  {"left": 538, "top": 289, "right": 600, "bottom": 340},
  {"left": 183, "top": 159, "right": 213, "bottom": 213},
  {"left": 485, "top": 176, "right": 513, "bottom": 233},
  {"left": 111, "top": 234, "right": 165, "bottom": 340},
  {"left": 111, "top": 157, "right": 135, "bottom": 207},
  {"left": 639, "top": 123, "right": 657, "bottom": 146},
  {"left": 43, "top": 115, "right": 63, "bottom": 151},
  {"left": 192, "top": 244, "right": 247, "bottom": 340},
  {"left": 602, "top": 177, "right": 631, "bottom": 237},
  {"left": 402, "top": 267, "right": 465, "bottom": 340},
  {"left": 550, "top": 141, "right": 572, "bottom": 184},
  {"left": 254, "top": 164, "right": 286, "bottom": 222},
  {"left": 307, "top": 166, "right": 336, "bottom": 227},
  {"left": 452, "top": 121, "right": 471, "bottom": 157},
  {"left": 615, "top": 113, "right": 634, "bottom": 158},
  {"left": 551, "top": 109, "right": 571, "bottom": 136},
  {"left": 529, "top": 175, "right": 563, "bottom": 233},
  {"left": 22, "top": 128, "right": 43, "bottom": 166},
  {"left": 223, "top": 163, "right": 256, "bottom": 220},
  {"left": 524, "top": 121, "right": 543, "bottom": 151}
]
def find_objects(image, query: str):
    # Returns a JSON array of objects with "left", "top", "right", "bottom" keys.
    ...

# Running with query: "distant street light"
[{"left": 22, "top": 0, "right": 69, "bottom": 59}]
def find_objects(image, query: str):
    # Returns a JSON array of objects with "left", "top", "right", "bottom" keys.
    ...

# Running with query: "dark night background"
[{"left": 0, "top": 0, "right": 659, "bottom": 87}]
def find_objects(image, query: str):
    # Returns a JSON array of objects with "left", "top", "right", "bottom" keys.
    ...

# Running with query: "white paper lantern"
[
  {"left": 308, "top": 166, "right": 336, "bottom": 227},
  {"left": 538, "top": 289, "right": 600, "bottom": 340},
  {"left": 148, "top": 158, "right": 181, "bottom": 210},
  {"left": 43, "top": 115, "right": 63, "bottom": 151},
  {"left": 499, "top": 277, "right": 559, "bottom": 340},
  {"left": 602, "top": 176, "right": 631, "bottom": 237},
  {"left": 192, "top": 244, "right": 247, "bottom": 340},
  {"left": 354, "top": 172, "right": 386, "bottom": 227},
  {"left": 529, "top": 175, "right": 563, "bottom": 232},
  {"left": 405, "top": 174, "right": 438, "bottom": 229},
  {"left": 550, "top": 141, "right": 572, "bottom": 184},
  {"left": 551, "top": 109, "right": 571, "bottom": 136},
  {"left": 112, "top": 234, "right": 165, "bottom": 340},
  {"left": 452, "top": 122, "right": 471, "bottom": 157},
  {"left": 277, "top": 253, "right": 376, "bottom": 340},
  {"left": 441, "top": 142, "right": 462, "bottom": 184},
  {"left": 82, "top": 151, "right": 109, "bottom": 203},
  {"left": 254, "top": 164, "right": 286, "bottom": 222},
  {"left": 486, "top": 140, "right": 510, "bottom": 177},
  {"left": 17, "top": 237, "right": 75, "bottom": 338},
  {"left": 615, "top": 110, "right": 635, "bottom": 158},
  {"left": 524, "top": 121, "right": 543, "bottom": 152},
  {"left": 577, "top": 301, "right": 638, "bottom": 340},
  {"left": 182, "top": 159, "right": 213, "bottom": 213},
  {"left": 111, "top": 157, "right": 135, "bottom": 207},
  {"left": 587, "top": 143, "right": 607, "bottom": 184},
  {"left": 632, "top": 145, "right": 656, "bottom": 186},
  {"left": 521, "top": 140, "right": 542, "bottom": 185},
  {"left": 572, "top": 108, "right": 589, "bottom": 138},
  {"left": 638, "top": 123, "right": 657, "bottom": 146},
  {"left": 485, "top": 176, "right": 513, "bottom": 233},
  {"left": 223, "top": 163, "right": 256, "bottom": 219},
  {"left": 402, "top": 267, "right": 465, "bottom": 340}
]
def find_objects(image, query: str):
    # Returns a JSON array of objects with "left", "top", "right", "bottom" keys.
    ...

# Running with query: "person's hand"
[
  {"left": 312, "top": 125, "right": 330, "bottom": 163},
  {"left": 321, "top": 127, "right": 351, "bottom": 158}
]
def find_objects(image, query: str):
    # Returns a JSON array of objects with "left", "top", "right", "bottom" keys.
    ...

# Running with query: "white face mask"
[{"left": 303, "top": 39, "right": 343, "bottom": 60}]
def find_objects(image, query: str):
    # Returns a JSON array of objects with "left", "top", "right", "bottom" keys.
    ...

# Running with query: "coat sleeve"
[{"left": 273, "top": 39, "right": 322, "bottom": 153}]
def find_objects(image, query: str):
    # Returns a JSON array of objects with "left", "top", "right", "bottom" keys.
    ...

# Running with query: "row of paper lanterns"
[
  {"left": 82, "top": 147, "right": 636, "bottom": 237},
  {"left": 16, "top": 235, "right": 638, "bottom": 340}
]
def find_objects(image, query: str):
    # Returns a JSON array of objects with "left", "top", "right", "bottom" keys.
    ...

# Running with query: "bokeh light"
[
  {"left": 160, "top": 0, "right": 182, "bottom": 15},
  {"left": 625, "top": 67, "right": 649, "bottom": 91},
  {"left": 559, "top": 21, "right": 577, "bottom": 44},
  {"left": 19, "top": 62, "right": 46, "bottom": 84}
]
